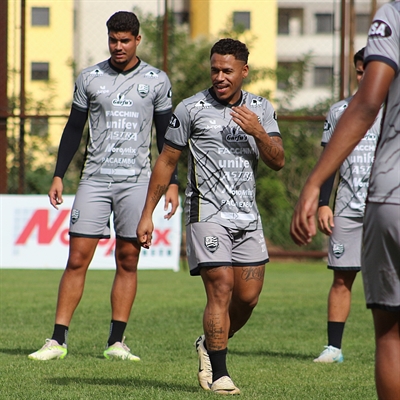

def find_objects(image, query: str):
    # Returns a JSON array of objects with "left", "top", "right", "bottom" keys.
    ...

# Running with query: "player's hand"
[
  {"left": 48, "top": 177, "right": 64, "bottom": 210},
  {"left": 164, "top": 184, "right": 179, "bottom": 220},
  {"left": 317, "top": 206, "right": 334, "bottom": 236},
  {"left": 290, "top": 183, "right": 320, "bottom": 246},
  {"left": 231, "top": 105, "right": 263, "bottom": 137},
  {"left": 136, "top": 216, "right": 154, "bottom": 249}
]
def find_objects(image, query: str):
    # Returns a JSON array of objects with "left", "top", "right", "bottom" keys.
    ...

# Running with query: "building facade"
[{"left": 276, "top": 0, "right": 389, "bottom": 109}]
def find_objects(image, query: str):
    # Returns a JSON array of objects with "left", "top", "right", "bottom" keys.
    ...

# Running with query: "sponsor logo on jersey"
[
  {"left": 90, "top": 68, "right": 103, "bottom": 76},
  {"left": 145, "top": 70, "right": 159, "bottom": 79},
  {"left": 332, "top": 243, "right": 344, "bottom": 258},
  {"left": 137, "top": 84, "right": 150, "bottom": 98},
  {"left": 195, "top": 100, "right": 212, "bottom": 108},
  {"left": 225, "top": 127, "right": 248, "bottom": 142},
  {"left": 323, "top": 120, "right": 331, "bottom": 131},
  {"left": 97, "top": 85, "right": 110, "bottom": 95},
  {"left": 168, "top": 114, "right": 180, "bottom": 129},
  {"left": 206, "top": 119, "right": 222, "bottom": 130},
  {"left": 364, "top": 132, "right": 377, "bottom": 141},
  {"left": 250, "top": 98, "right": 263, "bottom": 107},
  {"left": 112, "top": 93, "right": 133, "bottom": 107},
  {"left": 204, "top": 236, "right": 219, "bottom": 253},
  {"left": 71, "top": 209, "right": 80, "bottom": 224},
  {"left": 368, "top": 20, "right": 392, "bottom": 38}
]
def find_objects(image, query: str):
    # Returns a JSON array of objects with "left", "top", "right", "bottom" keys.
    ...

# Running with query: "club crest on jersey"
[
  {"left": 204, "top": 236, "right": 219, "bottom": 253},
  {"left": 332, "top": 243, "right": 344, "bottom": 258},
  {"left": 323, "top": 120, "right": 331, "bottom": 131},
  {"left": 250, "top": 98, "right": 263, "bottom": 107},
  {"left": 90, "top": 68, "right": 103, "bottom": 76},
  {"left": 368, "top": 20, "right": 392, "bottom": 38},
  {"left": 145, "top": 70, "right": 159, "bottom": 79},
  {"left": 112, "top": 93, "right": 133, "bottom": 107},
  {"left": 137, "top": 84, "right": 150, "bottom": 98},
  {"left": 168, "top": 114, "right": 180, "bottom": 129},
  {"left": 71, "top": 209, "right": 80, "bottom": 224},
  {"left": 195, "top": 100, "right": 212, "bottom": 108}
]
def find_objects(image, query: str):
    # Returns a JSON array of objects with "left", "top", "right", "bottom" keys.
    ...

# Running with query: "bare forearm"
[
  {"left": 255, "top": 135, "right": 284, "bottom": 171},
  {"left": 142, "top": 146, "right": 180, "bottom": 216}
]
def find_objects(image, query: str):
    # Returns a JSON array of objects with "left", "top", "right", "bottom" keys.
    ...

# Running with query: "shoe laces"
[
  {"left": 42, "top": 339, "right": 58, "bottom": 349},
  {"left": 120, "top": 336, "right": 131, "bottom": 353}
]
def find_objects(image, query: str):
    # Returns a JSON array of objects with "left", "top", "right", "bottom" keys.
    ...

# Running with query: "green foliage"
[{"left": 0, "top": 265, "right": 376, "bottom": 399}]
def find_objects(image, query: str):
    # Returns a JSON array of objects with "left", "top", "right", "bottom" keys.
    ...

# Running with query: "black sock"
[
  {"left": 327, "top": 321, "right": 345, "bottom": 349},
  {"left": 208, "top": 348, "right": 228, "bottom": 382},
  {"left": 107, "top": 320, "right": 127, "bottom": 346},
  {"left": 51, "top": 324, "right": 68, "bottom": 345}
]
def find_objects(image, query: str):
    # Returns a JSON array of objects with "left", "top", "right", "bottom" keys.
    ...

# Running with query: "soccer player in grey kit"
[
  {"left": 137, "top": 39, "right": 284, "bottom": 394},
  {"left": 313, "top": 48, "right": 382, "bottom": 363},
  {"left": 29, "top": 11, "right": 179, "bottom": 361},
  {"left": 291, "top": 2, "right": 400, "bottom": 398}
]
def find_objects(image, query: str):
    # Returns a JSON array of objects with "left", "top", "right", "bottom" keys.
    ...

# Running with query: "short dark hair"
[
  {"left": 106, "top": 11, "right": 140, "bottom": 36},
  {"left": 353, "top": 47, "right": 365, "bottom": 67},
  {"left": 210, "top": 38, "right": 249, "bottom": 63}
]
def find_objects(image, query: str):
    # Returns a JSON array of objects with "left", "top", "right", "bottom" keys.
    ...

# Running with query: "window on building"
[
  {"left": 31, "top": 7, "right": 50, "bottom": 26},
  {"left": 314, "top": 66, "right": 333, "bottom": 86},
  {"left": 30, "top": 118, "right": 49, "bottom": 137},
  {"left": 233, "top": 11, "right": 251, "bottom": 30},
  {"left": 315, "top": 13, "right": 334, "bottom": 34},
  {"left": 173, "top": 11, "right": 189, "bottom": 25},
  {"left": 278, "top": 8, "right": 303, "bottom": 35},
  {"left": 31, "top": 62, "right": 49, "bottom": 81},
  {"left": 356, "top": 14, "right": 371, "bottom": 34}
]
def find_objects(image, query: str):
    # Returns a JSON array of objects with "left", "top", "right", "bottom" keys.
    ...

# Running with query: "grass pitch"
[{"left": 0, "top": 261, "right": 376, "bottom": 399}]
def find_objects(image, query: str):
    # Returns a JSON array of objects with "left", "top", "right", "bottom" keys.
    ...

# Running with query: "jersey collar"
[
  {"left": 108, "top": 57, "right": 142, "bottom": 75},
  {"left": 208, "top": 87, "right": 243, "bottom": 108}
]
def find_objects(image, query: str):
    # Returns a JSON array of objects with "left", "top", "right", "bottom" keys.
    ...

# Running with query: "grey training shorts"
[
  {"left": 362, "top": 202, "right": 400, "bottom": 312},
  {"left": 69, "top": 179, "right": 147, "bottom": 240},
  {"left": 327, "top": 216, "right": 363, "bottom": 271},
  {"left": 186, "top": 222, "right": 269, "bottom": 276}
]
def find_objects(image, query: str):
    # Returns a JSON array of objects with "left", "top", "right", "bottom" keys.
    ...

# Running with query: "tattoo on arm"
[
  {"left": 258, "top": 137, "right": 281, "bottom": 162},
  {"left": 151, "top": 184, "right": 168, "bottom": 205}
]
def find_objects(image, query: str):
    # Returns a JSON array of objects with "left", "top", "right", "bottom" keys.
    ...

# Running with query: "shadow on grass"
[
  {"left": 229, "top": 349, "right": 313, "bottom": 360},
  {"left": 1, "top": 348, "right": 33, "bottom": 356},
  {"left": 46, "top": 377, "right": 199, "bottom": 392}
]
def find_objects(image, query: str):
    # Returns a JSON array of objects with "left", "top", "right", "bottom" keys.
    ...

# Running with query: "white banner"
[{"left": 0, "top": 195, "right": 182, "bottom": 271}]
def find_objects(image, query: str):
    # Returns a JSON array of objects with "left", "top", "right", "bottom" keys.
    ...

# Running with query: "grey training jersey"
[
  {"left": 73, "top": 59, "right": 172, "bottom": 183},
  {"left": 322, "top": 96, "right": 382, "bottom": 217},
  {"left": 364, "top": 1, "right": 400, "bottom": 205},
  {"left": 165, "top": 89, "right": 281, "bottom": 230}
]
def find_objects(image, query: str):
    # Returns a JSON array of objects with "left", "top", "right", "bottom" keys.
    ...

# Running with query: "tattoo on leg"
[
  {"left": 206, "top": 314, "right": 225, "bottom": 350},
  {"left": 241, "top": 266, "right": 265, "bottom": 282}
]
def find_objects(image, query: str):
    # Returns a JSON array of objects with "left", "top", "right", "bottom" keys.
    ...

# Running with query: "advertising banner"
[{"left": 0, "top": 195, "right": 182, "bottom": 271}]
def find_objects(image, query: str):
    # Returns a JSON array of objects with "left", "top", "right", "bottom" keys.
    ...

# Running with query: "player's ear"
[
  {"left": 242, "top": 64, "right": 249, "bottom": 79},
  {"left": 136, "top": 35, "right": 142, "bottom": 46}
]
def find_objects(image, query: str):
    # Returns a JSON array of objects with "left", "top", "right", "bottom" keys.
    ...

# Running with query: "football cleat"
[
  {"left": 211, "top": 376, "right": 241, "bottom": 395},
  {"left": 313, "top": 345, "right": 343, "bottom": 363},
  {"left": 28, "top": 339, "right": 67, "bottom": 361},
  {"left": 103, "top": 336, "right": 140, "bottom": 361},
  {"left": 194, "top": 335, "right": 212, "bottom": 390}
]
